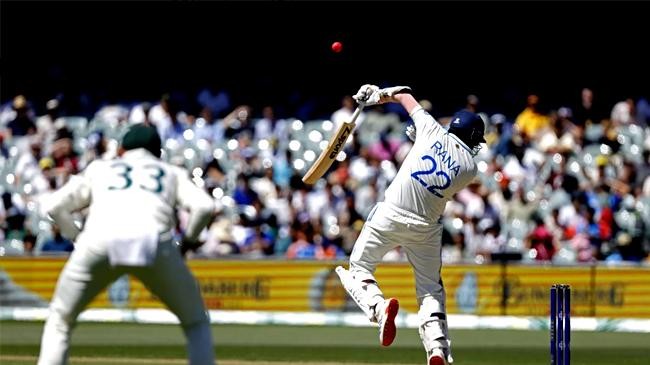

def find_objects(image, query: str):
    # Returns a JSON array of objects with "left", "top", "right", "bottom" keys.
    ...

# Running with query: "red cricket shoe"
[
  {"left": 428, "top": 349, "right": 449, "bottom": 365},
  {"left": 378, "top": 298, "right": 399, "bottom": 346}
]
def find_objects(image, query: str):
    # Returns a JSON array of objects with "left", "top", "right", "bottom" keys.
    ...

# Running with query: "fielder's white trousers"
[{"left": 37, "top": 240, "right": 215, "bottom": 365}]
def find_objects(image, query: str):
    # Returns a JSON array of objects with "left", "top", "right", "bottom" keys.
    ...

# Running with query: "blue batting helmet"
[{"left": 447, "top": 110, "right": 486, "bottom": 150}]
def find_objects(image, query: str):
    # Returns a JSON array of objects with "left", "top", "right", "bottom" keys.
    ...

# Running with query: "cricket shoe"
[
  {"left": 376, "top": 297, "right": 399, "bottom": 346},
  {"left": 427, "top": 348, "right": 451, "bottom": 365}
]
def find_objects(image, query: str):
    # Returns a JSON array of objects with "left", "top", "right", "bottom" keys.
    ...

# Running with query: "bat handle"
[{"left": 350, "top": 102, "right": 365, "bottom": 123}]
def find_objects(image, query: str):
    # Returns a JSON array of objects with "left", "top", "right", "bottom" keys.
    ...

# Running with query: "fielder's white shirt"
[
  {"left": 383, "top": 108, "right": 477, "bottom": 220},
  {"left": 41, "top": 148, "right": 215, "bottom": 265}
]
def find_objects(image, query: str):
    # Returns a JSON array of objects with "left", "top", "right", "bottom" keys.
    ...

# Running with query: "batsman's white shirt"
[
  {"left": 384, "top": 107, "right": 477, "bottom": 219},
  {"left": 350, "top": 107, "right": 477, "bottom": 313}
]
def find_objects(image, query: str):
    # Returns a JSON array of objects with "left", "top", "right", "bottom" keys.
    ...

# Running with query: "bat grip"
[{"left": 350, "top": 103, "right": 365, "bottom": 123}]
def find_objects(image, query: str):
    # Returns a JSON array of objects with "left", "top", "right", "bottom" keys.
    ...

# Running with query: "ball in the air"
[{"left": 331, "top": 41, "right": 343, "bottom": 53}]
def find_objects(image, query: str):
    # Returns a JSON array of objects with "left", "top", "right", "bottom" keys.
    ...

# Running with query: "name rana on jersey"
[{"left": 430, "top": 141, "right": 461, "bottom": 176}]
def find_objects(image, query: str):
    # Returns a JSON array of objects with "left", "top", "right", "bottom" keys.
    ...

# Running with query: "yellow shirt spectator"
[{"left": 515, "top": 94, "right": 550, "bottom": 138}]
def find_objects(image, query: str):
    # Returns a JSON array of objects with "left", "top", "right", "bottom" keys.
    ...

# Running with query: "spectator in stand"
[
  {"left": 12, "top": 136, "right": 51, "bottom": 196},
  {"left": 368, "top": 127, "right": 401, "bottom": 165},
  {"left": 254, "top": 106, "right": 289, "bottom": 143},
  {"left": 22, "top": 232, "right": 37, "bottom": 255},
  {"left": 332, "top": 95, "right": 366, "bottom": 128},
  {"left": 613, "top": 195, "right": 647, "bottom": 262},
  {"left": 35, "top": 99, "right": 65, "bottom": 154},
  {"left": 149, "top": 93, "right": 178, "bottom": 141},
  {"left": 610, "top": 97, "right": 637, "bottom": 126},
  {"left": 573, "top": 87, "right": 606, "bottom": 126},
  {"left": 50, "top": 127, "right": 80, "bottom": 186},
  {"left": 223, "top": 105, "right": 253, "bottom": 139},
  {"left": 635, "top": 97, "right": 650, "bottom": 126},
  {"left": 41, "top": 225, "right": 74, "bottom": 253},
  {"left": 489, "top": 113, "right": 513, "bottom": 157},
  {"left": 6, "top": 95, "right": 37, "bottom": 138},
  {"left": 526, "top": 214, "right": 557, "bottom": 261},
  {"left": 514, "top": 94, "right": 550, "bottom": 140},
  {"left": 2, "top": 192, "right": 27, "bottom": 241},
  {"left": 192, "top": 105, "right": 222, "bottom": 144},
  {"left": 233, "top": 173, "right": 260, "bottom": 207},
  {"left": 465, "top": 94, "right": 480, "bottom": 113},
  {"left": 286, "top": 222, "right": 316, "bottom": 259}
]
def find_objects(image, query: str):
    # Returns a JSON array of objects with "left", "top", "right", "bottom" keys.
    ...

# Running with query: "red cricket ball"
[{"left": 331, "top": 41, "right": 343, "bottom": 53}]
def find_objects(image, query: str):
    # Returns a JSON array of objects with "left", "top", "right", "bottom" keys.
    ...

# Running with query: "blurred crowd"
[{"left": 1, "top": 88, "right": 650, "bottom": 265}]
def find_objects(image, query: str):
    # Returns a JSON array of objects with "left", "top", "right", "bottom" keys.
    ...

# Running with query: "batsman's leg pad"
[
  {"left": 420, "top": 316, "right": 453, "bottom": 364},
  {"left": 418, "top": 297, "right": 452, "bottom": 364},
  {"left": 351, "top": 269, "right": 385, "bottom": 307},
  {"left": 336, "top": 266, "right": 382, "bottom": 320},
  {"left": 419, "top": 314, "right": 448, "bottom": 350},
  {"left": 363, "top": 281, "right": 384, "bottom": 312},
  {"left": 418, "top": 294, "right": 446, "bottom": 316},
  {"left": 418, "top": 295, "right": 450, "bottom": 341}
]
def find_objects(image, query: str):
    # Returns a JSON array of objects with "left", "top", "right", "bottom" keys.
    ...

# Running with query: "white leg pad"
[
  {"left": 420, "top": 318, "right": 454, "bottom": 364},
  {"left": 420, "top": 319, "right": 454, "bottom": 364},
  {"left": 418, "top": 297, "right": 452, "bottom": 363},
  {"left": 419, "top": 318, "right": 448, "bottom": 350},
  {"left": 335, "top": 266, "right": 376, "bottom": 320}
]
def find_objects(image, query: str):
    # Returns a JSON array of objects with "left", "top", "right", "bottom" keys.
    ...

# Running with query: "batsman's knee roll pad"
[{"left": 417, "top": 295, "right": 445, "bottom": 320}]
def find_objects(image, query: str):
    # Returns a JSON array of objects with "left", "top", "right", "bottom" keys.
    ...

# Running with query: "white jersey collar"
[{"left": 121, "top": 148, "right": 157, "bottom": 159}]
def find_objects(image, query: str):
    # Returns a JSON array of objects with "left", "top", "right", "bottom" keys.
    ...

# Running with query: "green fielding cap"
[{"left": 121, "top": 123, "right": 162, "bottom": 157}]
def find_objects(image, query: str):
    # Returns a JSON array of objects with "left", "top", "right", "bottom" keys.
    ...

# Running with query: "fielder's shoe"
[
  {"left": 376, "top": 297, "right": 399, "bottom": 346},
  {"left": 427, "top": 348, "right": 451, "bottom": 365}
]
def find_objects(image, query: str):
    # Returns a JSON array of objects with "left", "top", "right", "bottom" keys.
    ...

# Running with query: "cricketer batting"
[
  {"left": 337, "top": 84, "right": 485, "bottom": 365},
  {"left": 36, "top": 124, "right": 216, "bottom": 365}
]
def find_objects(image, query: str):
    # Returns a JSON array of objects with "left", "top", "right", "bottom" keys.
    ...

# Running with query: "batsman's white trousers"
[
  {"left": 37, "top": 239, "right": 215, "bottom": 365},
  {"left": 350, "top": 202, "right": 446, "bottom": 314}
]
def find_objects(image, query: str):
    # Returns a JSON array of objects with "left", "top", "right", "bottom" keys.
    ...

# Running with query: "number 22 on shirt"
[{"left": 411, "top": 155, "right": 451, "bottom": 198}]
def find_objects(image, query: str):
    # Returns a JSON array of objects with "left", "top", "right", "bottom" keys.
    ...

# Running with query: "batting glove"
[
  {"left": 354, "top": 85, "right": 413, "bottom": 106},
  {"left": 405, "top": 123, "right": 417, "bottom": 142},
  {"left": 362, "top": 86, "right": 414, "bottom": 106},
  {"left": 353, "top": 84, "right": 379, "bottom": 104}
]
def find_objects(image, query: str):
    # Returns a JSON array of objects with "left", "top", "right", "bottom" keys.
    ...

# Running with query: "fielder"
[
  {"left": 37, "top": 124, "right": 216, "bottom": 365},
  {"left": 337, "top": 84, "right": 485, "bottom": 365}
]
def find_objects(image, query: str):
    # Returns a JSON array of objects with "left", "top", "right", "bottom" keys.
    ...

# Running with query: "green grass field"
[{"left": 1, "top": 321, "right": 649, "bottom": 364}]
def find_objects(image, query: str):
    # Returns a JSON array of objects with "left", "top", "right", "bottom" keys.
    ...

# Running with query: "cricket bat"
[{"left": 302, "top": 104, "right": 365, "bottom": 184}]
